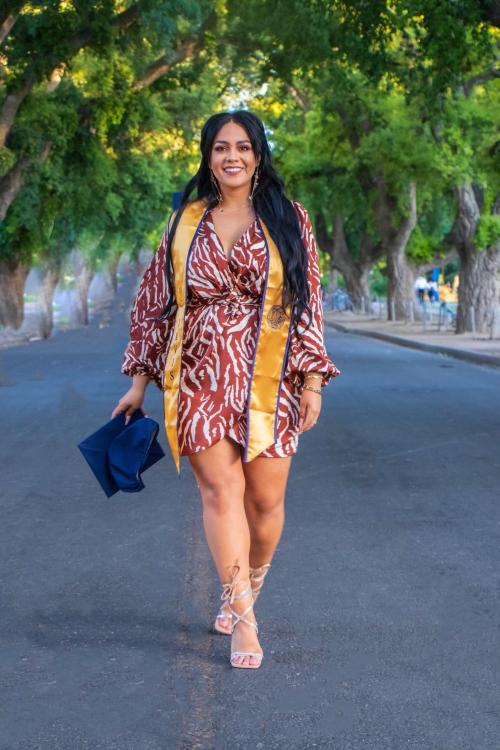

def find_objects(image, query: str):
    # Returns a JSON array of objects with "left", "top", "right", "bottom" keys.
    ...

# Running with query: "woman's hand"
[
  {"left": 299, "top": 389, "right": 322, "bottom": 432},
  {"left": 111, "top": 376, "right": 150, "bottom": 424}
]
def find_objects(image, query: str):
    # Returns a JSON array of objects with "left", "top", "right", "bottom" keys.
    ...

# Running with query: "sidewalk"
[{"left": 325, "top": 310, "right": 500, "bottom": 369}]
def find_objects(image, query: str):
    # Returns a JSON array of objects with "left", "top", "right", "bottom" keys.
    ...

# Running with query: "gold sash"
[{"left": 163, "top": 198, "right": 291, "bottom": 474}]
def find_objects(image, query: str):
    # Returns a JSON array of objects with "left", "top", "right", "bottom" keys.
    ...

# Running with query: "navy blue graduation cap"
[{"left": 78, "top": 409, "right": 165, "bottom": 498}]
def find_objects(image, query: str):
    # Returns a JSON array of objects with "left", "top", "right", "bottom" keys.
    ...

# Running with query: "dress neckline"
[{"left": 206, "top": 208, "right": 258, "bottom": 262}]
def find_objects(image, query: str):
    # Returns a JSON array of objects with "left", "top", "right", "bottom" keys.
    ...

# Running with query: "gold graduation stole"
[{"left": 163, "top": 198, "right": 291, "bottom": 474}]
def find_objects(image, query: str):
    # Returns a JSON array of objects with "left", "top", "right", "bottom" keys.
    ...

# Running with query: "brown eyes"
[{"left": 214, "top": 145, "right": 252, "bottom": 151}]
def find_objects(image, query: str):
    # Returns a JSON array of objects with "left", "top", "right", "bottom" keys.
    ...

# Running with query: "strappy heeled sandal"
[
  {"left": 249, "top": 562, "right": 271, "bottom": 604},
  {"left": 221, "top": 565, "right": 263, "bottom": 669},
  {"left": 213, "top": 562, "right": 271, "bottom": 635}
]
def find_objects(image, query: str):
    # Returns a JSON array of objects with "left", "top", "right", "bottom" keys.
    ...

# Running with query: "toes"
[
  {"left": 215, "top": 618, "right": 231, "bottom": 634},
  {"left": 230, "top": 653, "right": 262, "bottom": 667}
]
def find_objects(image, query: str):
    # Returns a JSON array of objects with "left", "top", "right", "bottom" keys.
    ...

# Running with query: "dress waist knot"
[{"left": 187, "top": 293, "right": 261, "bottom": 309}]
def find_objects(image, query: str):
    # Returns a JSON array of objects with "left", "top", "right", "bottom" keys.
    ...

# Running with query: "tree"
[
  {"left": 0, "top": 1, "right": 223, "bottom": 328},
  {"left": 227, "top": 0, "right": 499, "bottom": 323},
  {"left": 248, "top": 67, "right": 445, "bottom": 318},
  {"left": 442, "top": 87, "right": 500, "bottom": 333}
]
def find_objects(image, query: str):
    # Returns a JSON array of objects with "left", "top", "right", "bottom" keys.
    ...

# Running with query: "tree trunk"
[
  {"left": 316, "top": 213, "right": 378, "bottom": 310},
  {"left": 450, "top": 186, "right": 500, "bottom": 334},
  {"left": 0, "top": 12, "right": 18, "bottom": 46},
  {"left": 374, "top": 181, "right": 417, "bottom": 320},
  {"left": 76, "top": 266, "right": 94, "bottom": 326},
  {"left": 134, "top": 257, "right": 145, "bottom": 278},
  {"left": 0, "top": 74, "right": 35, "bottom": 149},
  {"left": 327, "top": 259, "right": 338, "bottom": 292},
  {"left": 107, "top": 252, "right": 121, "bottom": 294},
  {"left": 386, "top": 245, "right": 415, "bottom": 320},
  {"left": 37, "top": 265, "right": 60, "bottom": 339},
  {"left": 341, "top": 263, "right": 371, "bottom": 309},
  {"left": 456, "top": 250, "right": 499, "bottom": 334},
  {"left": 0, "top": 258, "right": 29, "bottom": 328},
  {"left": 72, "top": 252, "right": 95, "bottom": 326},
  {"left": 0, "top": 140, "right": 51, "bottom": 221}
]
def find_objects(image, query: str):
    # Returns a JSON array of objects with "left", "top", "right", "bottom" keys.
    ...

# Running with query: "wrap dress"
[{"left": 122, "top": 200, "right": 340, "bottom": 459}]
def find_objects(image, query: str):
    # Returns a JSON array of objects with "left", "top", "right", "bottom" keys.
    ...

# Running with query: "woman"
[{"left": 112, "top": 111, "right": 340, "bottom": 670}]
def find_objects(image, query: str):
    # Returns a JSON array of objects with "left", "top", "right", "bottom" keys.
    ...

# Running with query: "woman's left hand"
[{"left": 299, "top": 389, "right": 322, "bottom": 432}]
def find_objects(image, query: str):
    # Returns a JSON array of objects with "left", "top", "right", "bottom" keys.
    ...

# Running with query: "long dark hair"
[{"left": 156, "top": 110, "right": 312, "bottom": 334}]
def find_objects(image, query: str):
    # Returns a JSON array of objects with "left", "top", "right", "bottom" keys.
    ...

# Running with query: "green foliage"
[
  {"left": 370, "top": 264, "right": 388, "bottom": 297},
  {"left": 1, "top": 0, "right": 225, "bottom": 271},
  {"left": 1, "top": 0, "right": 499, "bottom": 285},
  {"left": 443, "top": 259, "right": 460, "bottom": 283},
  {"left": 239, "top": 0, "right": 499, "bottom": 272},
  {"left": 0, "top": 147, "right": 17, "bottom": 178},
  {"left": 475, "top": 214, "right": 500, "bottom": 250},
  {"left": 407, "top": 194, "right": 455, "bottom": 262},
  {"left": 336, "top": 274, "right": 346, "bottom": 290}
]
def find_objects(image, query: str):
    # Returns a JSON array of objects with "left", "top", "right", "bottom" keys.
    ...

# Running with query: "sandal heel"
[{"left": 221, "top": 565, "right": 263, "bottom": 669}]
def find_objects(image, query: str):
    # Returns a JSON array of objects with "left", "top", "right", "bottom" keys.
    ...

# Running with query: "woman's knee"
[
  {"left": 189, "top": 437, "right": 245, "bottom": 514},
  {"left": 245, "top": 487, "right": 285, "bottom": 517},
  {"left": 201, "top": 478, "right": 243, "bottom": 515}
]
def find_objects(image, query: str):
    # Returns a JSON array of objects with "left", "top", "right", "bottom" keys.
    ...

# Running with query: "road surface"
[{"left": 1, "top": 273, "right": 499, "bottom": 749}]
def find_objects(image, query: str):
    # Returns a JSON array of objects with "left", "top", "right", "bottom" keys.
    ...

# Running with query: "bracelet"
[
  {"left": 302, "top": 384, "right": 322, "bottom": 394},
  {"left": 303, "top": 373, "right": 323, "bottom": 383}
]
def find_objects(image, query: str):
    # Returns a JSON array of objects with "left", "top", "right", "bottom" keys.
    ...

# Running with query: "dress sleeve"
[
  {"left": 286, "top": 201, "right": 340, "bottom": 388},
  {"left": 121, "top": 218, "right": 178, "bottom": 391}
]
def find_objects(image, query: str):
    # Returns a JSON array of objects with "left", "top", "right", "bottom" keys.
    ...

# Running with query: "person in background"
[
  {"left": 427, "top": 279, "right": 439, "bottom": 303},
  {"left": 414, "top": 275, "right": 427, "bottom": 303}
]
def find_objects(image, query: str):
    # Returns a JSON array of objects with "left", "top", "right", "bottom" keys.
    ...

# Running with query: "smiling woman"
[
  {"left": 113, "top": 110, "right": 340, "bottom": 671},
  {"left": 208, "top": 122, "right": 261, "bottom": 253}
]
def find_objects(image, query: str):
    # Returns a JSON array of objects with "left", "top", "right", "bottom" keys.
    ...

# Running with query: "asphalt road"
[{"left": 1, "top": 277, "right": 499, "bottom": 750}]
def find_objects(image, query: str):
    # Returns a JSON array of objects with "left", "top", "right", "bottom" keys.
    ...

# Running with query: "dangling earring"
[
  {"left": 250, "top": 168, "right": 260, "bottom": 202},
  {"left": 210, "top": 169, "right": 223, "bottom": 209}
]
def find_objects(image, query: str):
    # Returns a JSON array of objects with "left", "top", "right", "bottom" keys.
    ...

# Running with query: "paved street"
[{"left": 1, "top": 275, "right": 499, "bottom": 750}]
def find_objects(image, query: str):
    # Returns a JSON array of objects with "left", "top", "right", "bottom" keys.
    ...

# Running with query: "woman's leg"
[
  {"left": 188, "top": 436, "right": 262, "bottom": 667},
  {"left": 242, "top": 454, "right": 292, "bottom": 569}
]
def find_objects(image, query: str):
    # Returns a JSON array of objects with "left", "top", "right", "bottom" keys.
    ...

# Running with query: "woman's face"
[{"left": 209, "top": 120, "right": 260, "bottom": 195}]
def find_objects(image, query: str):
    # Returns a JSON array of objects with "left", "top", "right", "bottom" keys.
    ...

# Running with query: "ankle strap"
[
  {"left": 249, "top": 563, "right": 271, "bottom": 593},
  {"left": 249, "top": 563, "right": 271, "bottom": 581},
  {"left": 219, "top": 564, "right": 259, "bottom": 634},
  {"left": 220, "top": 564, "right": 252, "bottom": 605}
]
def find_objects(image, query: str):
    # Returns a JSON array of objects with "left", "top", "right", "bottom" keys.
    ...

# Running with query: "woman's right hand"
[{"left": 111, "top": 380, "right": 148, "bottom": 424}]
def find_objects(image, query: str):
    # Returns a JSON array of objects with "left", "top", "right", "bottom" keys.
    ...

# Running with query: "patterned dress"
[{"left": 122, "top": 200, "right": 340, "bottom": 458}]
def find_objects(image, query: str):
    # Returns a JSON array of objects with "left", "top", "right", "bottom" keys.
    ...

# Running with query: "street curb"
[{"left": 325, "top": 320, "right": 500, "bottom": 370}]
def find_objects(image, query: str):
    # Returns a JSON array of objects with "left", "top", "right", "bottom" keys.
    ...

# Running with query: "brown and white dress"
[{"left": 122, "top": 200, "right": 340, "bottom": 458}]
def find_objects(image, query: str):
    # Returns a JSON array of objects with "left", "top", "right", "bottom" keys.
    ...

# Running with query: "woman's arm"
[
  {"left": 287, "top": 201, "right": 340, "bottom": 390},
  {"left": 132, "top": 373, "right": 151, "bottom": 391},
  {"left": 121, "top": 213, "right": 178, "bottom": 390}
]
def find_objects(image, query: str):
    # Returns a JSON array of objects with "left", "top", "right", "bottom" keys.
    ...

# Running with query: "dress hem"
[{"left": 179, "top": 429, "right": 298, "bottom": 460}]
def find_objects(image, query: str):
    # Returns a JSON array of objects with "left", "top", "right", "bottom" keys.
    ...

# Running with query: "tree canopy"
[{"left": 1, "top": 1, "right": 499, "bottom": 332}]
